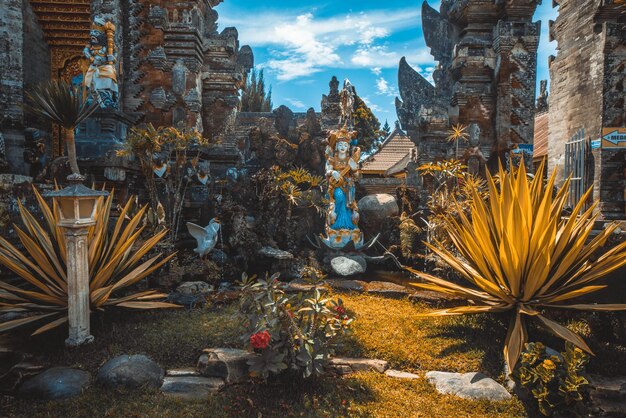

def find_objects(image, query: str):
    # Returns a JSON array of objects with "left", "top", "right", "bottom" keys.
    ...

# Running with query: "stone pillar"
[{"left": 64, "top": 227, "right": 93, "bottom": 347}]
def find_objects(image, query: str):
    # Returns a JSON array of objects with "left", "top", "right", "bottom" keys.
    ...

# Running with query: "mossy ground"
[{"left": 6, "top": 290, "right": 622, "bottom": 417}]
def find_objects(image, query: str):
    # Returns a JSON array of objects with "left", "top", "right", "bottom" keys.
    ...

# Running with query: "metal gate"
[{"left": 564, "top": 129, "right": 588, "bottom": 211}]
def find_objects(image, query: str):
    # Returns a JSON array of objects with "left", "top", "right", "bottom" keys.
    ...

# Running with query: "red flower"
[
  {"left": 334, "top": 305, "right": 347, "bottom": 316},
  {"left": 250, "top": 330, "right": 271, "bottom": 349}
]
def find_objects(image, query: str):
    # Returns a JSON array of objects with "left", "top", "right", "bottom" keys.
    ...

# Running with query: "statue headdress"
[
  {"left": 328, "top": 127, "right": 357, "bottom": 151},
  {"left": 91, "top": 16, "right": 107, "bottom": 34}
]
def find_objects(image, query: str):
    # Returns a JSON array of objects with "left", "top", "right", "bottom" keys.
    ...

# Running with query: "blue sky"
[{"left": 218, "top": 1, "right": 558, "bottom": 124}]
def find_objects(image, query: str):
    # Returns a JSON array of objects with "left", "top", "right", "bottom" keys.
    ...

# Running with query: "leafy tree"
[
  {"left": 382, "top": 119, "right": 391, "bottom": 137},
  {"left": 241, "top": 68, "right": 272, "bottom": 112},
  {"left": 352, "top": 95, "right": 381, "bottom": 152}
]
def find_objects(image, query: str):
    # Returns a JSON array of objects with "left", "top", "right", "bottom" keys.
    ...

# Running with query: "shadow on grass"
[
  {"left": 1, "top": 372, "right": 377, "bottom": 418},
  {"left": 13, "top": 304, "right": 242, "bottom": 373}
]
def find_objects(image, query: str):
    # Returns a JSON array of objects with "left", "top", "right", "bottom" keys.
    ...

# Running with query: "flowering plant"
[
  {"left": 513, "top": 342, "right": 589, "bottom": 417},
  {"left": 237, "top": 270, "right": 353, "bottom": 379}
]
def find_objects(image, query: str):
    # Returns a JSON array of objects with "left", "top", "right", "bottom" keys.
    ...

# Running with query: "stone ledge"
[
  {"left": 160, "top": 376, "right": 225, "bottom": 400},
  {"left": 326, "top": 357, "right": 389, "bottom": 375},
  {"left": 425, "top": 371, "right": 511, "bottom": 401}
]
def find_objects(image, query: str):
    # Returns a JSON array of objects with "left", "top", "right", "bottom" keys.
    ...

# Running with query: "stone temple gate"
[
  {"left": 0, "top": 0, "right": 253, "bottom": 175},
  {"left": 396, "top": 0, "right": 540, "bottom": 173}
]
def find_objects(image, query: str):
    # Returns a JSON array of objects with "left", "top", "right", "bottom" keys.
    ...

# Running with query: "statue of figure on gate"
[
  {"left": 83, "top": 16, "right": 118, "bottom": 108},
  {"left": 320, "top": 127, "right": 364, "bottom": 250}
]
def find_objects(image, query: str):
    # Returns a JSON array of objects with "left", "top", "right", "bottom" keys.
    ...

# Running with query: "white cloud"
[
  {"left": 375, "top": 77, "right": 398, "bottom": 97},
  {"left": 285, "top": 98, "right": 306, "bottom": 109},
  {"left": 221, "top": 9, "right": 421, "bottom": 81},
  {"left": 361, "top": 96, "right": 384, "bottom": 113},
  {"left": 371, "top": 67, "right": 382, "bottom": 76}
]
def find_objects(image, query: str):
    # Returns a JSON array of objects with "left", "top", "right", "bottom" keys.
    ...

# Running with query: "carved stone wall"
[
  {"left": 547, "top": 0, "right": 626, "bottom": 219},
  {"left": 0, "top": 0, "right": 53, "bottom": 174},
  {"left": 123, "top": 0, "right": 252, "bottom": 146},
  {"left": 396, "top": 0, "right": 540, "bottom": 171}
]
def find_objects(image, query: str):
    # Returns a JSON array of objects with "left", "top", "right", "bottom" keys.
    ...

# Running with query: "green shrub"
[
  {"left": 237, "top": 271, "right": 353, "bottom": 379},
  {"left": 513, "top": 342, "right": 589, "bottom": 417}
]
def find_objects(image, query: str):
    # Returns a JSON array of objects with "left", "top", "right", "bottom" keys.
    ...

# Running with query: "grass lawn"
[{"left": 0, "top": 292, "right": 541, "bottom": 417}]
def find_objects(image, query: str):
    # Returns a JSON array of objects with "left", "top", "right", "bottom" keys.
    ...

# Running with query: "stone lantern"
[{"left": 44, "top": 174, "right": 108, "bottom": 346}]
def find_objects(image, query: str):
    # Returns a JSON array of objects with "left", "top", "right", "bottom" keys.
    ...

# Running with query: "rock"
[
  {"left": 408, "top": 290, "right": 465, "bottom": 307},
  {"left": 330, "top": 255, "right": 367, "bottom": 277},
  {"left": 281, "top": 281, "right": 325, "bottom": 293},
  {"left": 210, "top": 249, "right": 228, "bottom": 264},
  {"left": 18, "top": 367, "right": 90, "bottom": 400},
  {"left": 176, "top": 281, "right": 214, "bottom": 295},
  {"left": 589, "top": 375, "right": 626, "bottom": 401},
  {"left": 160, "top": 376, "right": 224, "bottom": 400},
  {"left": 258, "top": 246, "right": 294, "bottom": 260},
  {"left": 166, "top": 368, "right": 200, "bottom": 377},
  {"left": 326, "top": 357, "right": 389, "bottom": 375},
  {"left": 0, "top": 174, "right": 33, "bottom": 191},
  {"left": 425, "top": 371, "right": 511, "bottom": 401},
  {"left": 96, "top": 355, "right": 164, "bottom": 390},
  {"left": 326, "top": 279, "right": 366, "bottom": 292},
  {"left": 385, "top": 369, "right": 421, "bottom": 379},
  {"left": 365, "top": 281, "right": 411, "bottom": 297},
  {"left": 358, "top": 194, "right": 399, "bottom": 233},
  {"left": 197, "top": 348, "right": 256, "bottom": 384}
]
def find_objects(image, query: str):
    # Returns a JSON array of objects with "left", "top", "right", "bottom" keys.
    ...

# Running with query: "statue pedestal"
[{"left": 75, "top": 109, "right": 130, "bottom": 158}]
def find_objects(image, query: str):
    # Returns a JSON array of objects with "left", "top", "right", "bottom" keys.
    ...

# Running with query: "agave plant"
[
  {"left": 0, "top": 187, "right": 177, "bottom": 336},
  {"left": 25, "top": 80, "right": 98, "bottom": 175},
  {"left": 407, "top": 160, "right": 626, "bottom": 372}
]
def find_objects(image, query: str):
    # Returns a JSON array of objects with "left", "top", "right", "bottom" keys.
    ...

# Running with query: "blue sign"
[
  {"left": 513, "top": 143, "right": 533, "bottom": 154},
  {"left": 591, "top": 139, "right": 601, "bottom": 150},
  {"left": 602, "top": 128, "right": 626, "bottom": 148}
]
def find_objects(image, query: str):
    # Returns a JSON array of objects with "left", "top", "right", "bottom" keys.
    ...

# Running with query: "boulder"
[
  {"left": 330, "top": 255, "right": 367, "bottom": 277},
  {"left": 176, "top": 281, "right": 214, "bottom": 295},
  {"left": 258, "top": 246, "right": 294, "bottom": 260},
  {"left": 197, "top": 348, "right": 256, "bottom": 384},
  {"left": 326, "top": 357, "right": 389, "bottom": 375},
  {"left": 326, "top": 279, "right": 366, "bottom": 292},
  {"left": 160, "top": 376, "right": 224, "bottom": 400},
  {"left": 18, "top": 367, "right": 90, "bottom": 400},
  {"left": 358, "top": 194, "right": 399, "bottom": 233},
  {"left": 385, "top": 369, "right": 420, "bottom": 380},
  {"left": 96, "top": 355, "right": 164, "bottom": 390},
  {"left": 425, "top": 371, "right": 511, "bottom": 401}
]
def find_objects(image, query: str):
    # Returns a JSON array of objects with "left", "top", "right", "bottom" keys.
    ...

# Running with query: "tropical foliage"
[
  {"left": 352, "top": 95, "right": 382, "bottom": 152},
  {"left": 117, "top": 124, "right": 209, "bottom": 242},
  {"left": 513, "top": 342, "right": 589, "bottom": 417},
  {"left": 271, "top": 166, "right": 325, "bottom": 217},
  {"left": 407, "top": 160, "right": 626, "bottom": 372},
  {"left": 0, "top": 188, "right": 177, "bottom": 336},
  {"left": 241, "top": 68, "right": 272, "bottom": 112},
  {"left": 237, "top": 270, "right": 353, "bottom": 379},
  {"left": 25, "top": 80, "right": 98, "bottom": 175},
  {"left": 417, "top": 159, "right": 487, "bottom": 249}
]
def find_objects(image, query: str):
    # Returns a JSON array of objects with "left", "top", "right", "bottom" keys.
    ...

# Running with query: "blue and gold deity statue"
[
  {"left": 83, "top": 16, "right": 118, "bottom": 108},
  {"left": 320, "top": 127, "right": 364, "bottom": 250}
]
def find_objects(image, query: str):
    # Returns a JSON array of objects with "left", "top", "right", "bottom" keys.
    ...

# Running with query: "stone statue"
[
  {"left": 536, "top": 79, "right": 549, "bottom": 113},
  {"left": 186, "top": 218, "right": 221, "bottom": 258},
  {"left": 339, "top": 79, "right": 356, "bottom": 128},
  {"left": 83, "top": 16, "right": 119, "bottom": 108},
  {"left": 320, "top": 127, "right": 364, "bottom": 250}
]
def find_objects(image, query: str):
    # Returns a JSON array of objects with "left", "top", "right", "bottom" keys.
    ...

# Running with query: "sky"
[{"left": 218, "top": 1, "right": 558, "bottom": 125}]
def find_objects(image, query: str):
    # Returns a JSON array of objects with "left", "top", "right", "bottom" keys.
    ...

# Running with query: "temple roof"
[
  {"left": 361, "top": 126, "right": 416, "bottom": 176},
  {"left": 533, "top": 112, "right": 548, "bottom": 160}
]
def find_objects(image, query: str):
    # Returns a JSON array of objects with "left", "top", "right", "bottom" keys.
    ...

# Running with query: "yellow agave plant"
[
  {"left": 407, "top": 160, "right": 626, "bottom": 372},
  {"left": 0, "top": 187, "right": 178, "bottom": 336}
]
